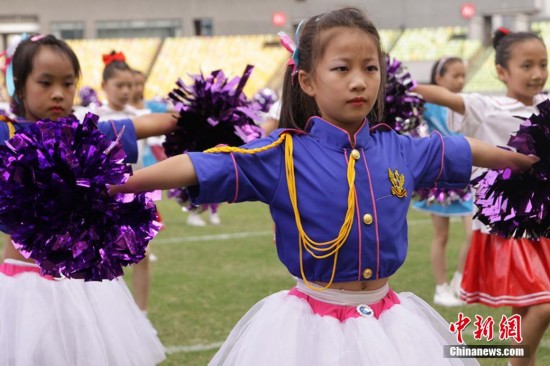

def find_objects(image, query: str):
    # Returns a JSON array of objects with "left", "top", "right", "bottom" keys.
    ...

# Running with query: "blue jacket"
[{"left": 188, "top": 117, "right": 472, "bottom": 282}]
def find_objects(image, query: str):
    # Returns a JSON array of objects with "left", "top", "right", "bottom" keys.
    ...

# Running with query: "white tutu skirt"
[
  {"left": 0, "top": 263, "right": 165, "bottom": 366},
  {"left": 210, "top": 288, "right": 478, "bottom": 366}
]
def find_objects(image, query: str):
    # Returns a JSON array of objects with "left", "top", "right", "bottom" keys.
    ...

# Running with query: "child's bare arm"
[
  {"left": 414, "top": 84, "right": 466, "bottom": 115},
  {"left": 466, "top": 137, "right": 539, "bottom": 172},
  {"left": 132, "top": 113, "right": 177, "bottom": 139},
  {"left": 111, "top": 154, "right": 197, "bottom": 194}
]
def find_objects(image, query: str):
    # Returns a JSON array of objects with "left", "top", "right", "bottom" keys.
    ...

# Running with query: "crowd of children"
[{"left": 0, "top": 6, "right": 549, "bottom": 366}]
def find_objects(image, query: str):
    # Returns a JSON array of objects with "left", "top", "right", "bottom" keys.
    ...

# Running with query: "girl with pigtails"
[
  {"left": 0, "top": 34, "right": 176, "bottom": 365},
  {"left": 415, "top": 27, "right": 550, "bottom": 366},
  {"left": 113, "top": 9, "right": 537, "bottom": 365}
]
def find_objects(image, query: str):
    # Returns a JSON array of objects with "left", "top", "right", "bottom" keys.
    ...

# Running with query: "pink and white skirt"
[
  {"left": 210, "top": 279, "right": 478, "bottom": 365},
  {"left": 0, "top": 259, "right": 165, "bottom": 366}
]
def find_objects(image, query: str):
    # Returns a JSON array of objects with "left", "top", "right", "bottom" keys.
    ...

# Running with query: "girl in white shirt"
[{"left": 415, "top": 28, "right": 549, "bottom": 366}]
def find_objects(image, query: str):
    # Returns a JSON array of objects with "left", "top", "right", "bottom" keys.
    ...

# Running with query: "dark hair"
[
  {"left": 493, "top": 27, "right": 545, "bottom": 68},
  {"left": 279, "top": 7, "right": 386, "bottom": 130},
  {"left": 102, "top": 51, "right": 131, "bottom": 81},
  {"left": 429, "top": 56, "right": 463, "bottom": 85},
  {"left": 11, "top": 34, "right": 81, "bottom": 117}
]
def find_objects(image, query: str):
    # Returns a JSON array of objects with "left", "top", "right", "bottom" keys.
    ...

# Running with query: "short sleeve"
[
  {"left": 187, "top": 134, "right": 284, "bottom": 204},
  {"left": 447, "top": 93, "right": 490, "bottom": 137},
  {"left": 97, "top": 119, "right": 138, "bottom": 163},
  {"left": 399, "top": 132, "right": 472, "bottom": 189}
]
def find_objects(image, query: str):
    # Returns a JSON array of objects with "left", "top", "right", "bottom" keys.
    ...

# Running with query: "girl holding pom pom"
[
  {"left": 0, "top": 34, "right": 175, "bottom": 365},
  {"left": 112, "top": 8, "right": 536, "bottom": 365},
  {"left": 412, "top": 56, "right": 473, "bottom": 307},
  {"left": 414, "top": 28, "right": 549, "bottom": 366}
]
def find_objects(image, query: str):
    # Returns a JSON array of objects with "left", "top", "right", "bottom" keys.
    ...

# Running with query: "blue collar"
[{"left": 305, "top": 116, "right": 371, "bottom": 149}]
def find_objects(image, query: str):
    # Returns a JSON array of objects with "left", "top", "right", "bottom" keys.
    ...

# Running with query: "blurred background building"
[{"left": 0, "top": 0, "right": 549, "bottom": 99}]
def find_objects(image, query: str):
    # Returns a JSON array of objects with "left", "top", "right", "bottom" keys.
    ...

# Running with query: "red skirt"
[{"left": 461, "top": 230, "right": 550, "bottom": 307}]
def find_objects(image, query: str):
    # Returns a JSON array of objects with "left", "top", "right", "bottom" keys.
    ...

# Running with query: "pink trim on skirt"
[
  {"left": 0, "top": 262, "right": 53, "bottom": 280},
  {"left": 288, "top": 287, "right": 400, "bottom": 322}
]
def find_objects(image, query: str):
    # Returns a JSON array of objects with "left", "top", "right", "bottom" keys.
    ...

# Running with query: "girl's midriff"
[{"left": 316, "top": 277, "right": 389, "bottom": 291}]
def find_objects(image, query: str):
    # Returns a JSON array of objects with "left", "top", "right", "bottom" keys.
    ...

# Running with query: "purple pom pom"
[
  {"left": 164, "top": 65, "right": 265, "bottom": 156},
  {"left": 473, "top": 100, "right": 550, "bottom": 239},
  {"left": 507, "top": 100, "right": 550, "bottom": 181},
  {"left": 473, "top": 170, "right": 548, "bottom": 238},
  {"left": 375, "top": 55, "right": 425, "bottom": 135},
  {"left": 164, "top": 65, "right": 265, "bottom": 209},
  {"left": 0, "top": 114, "right": 161, "bottom": 280}
]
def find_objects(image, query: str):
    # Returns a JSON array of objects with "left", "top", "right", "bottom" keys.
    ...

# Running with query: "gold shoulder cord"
[
  {"left": 203, "top": 133, "right": 287, "bottom": 154},
  {"left": 205, "top": 132, "right": 358, "bottom": 292},
  {"left": 0, "top": 115, "right": 16, "bottom": 138},
  {"left": 7, "top": 122, "right": 15, "bottom": 138}
]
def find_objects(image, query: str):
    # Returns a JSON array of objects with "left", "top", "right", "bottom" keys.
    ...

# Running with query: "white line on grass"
[{"left": 165, "top": 342, "right": 224, "bottom": 354}]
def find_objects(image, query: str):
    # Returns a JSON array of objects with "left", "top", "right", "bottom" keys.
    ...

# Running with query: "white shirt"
[
  {"left": 448, "top": 93, "right": 547, "bottom": 146},
  {"left": 93, "top": 104, "right": 140, "bottom": 121}
]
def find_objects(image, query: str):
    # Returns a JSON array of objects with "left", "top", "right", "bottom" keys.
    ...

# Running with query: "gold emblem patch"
[{"left": 388, "top": 168, "right": 407, "bottom": 198}]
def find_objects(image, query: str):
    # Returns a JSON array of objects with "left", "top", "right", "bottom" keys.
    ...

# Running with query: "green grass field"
[{"left": 2, "top": 198, "right": 549, "bottom": 365}]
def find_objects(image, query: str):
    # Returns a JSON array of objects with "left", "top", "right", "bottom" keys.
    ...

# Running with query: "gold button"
[
  {"left": 363, "top": 268, "right": 373, "bottom": 279},
  {"left": 350, "top": 149, "right": 360, "bottom": 160},
  {"left": 363, "top": 213, "right": 373, "bottom": 225}
]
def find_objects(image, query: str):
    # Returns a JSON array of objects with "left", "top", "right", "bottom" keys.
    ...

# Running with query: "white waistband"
[
  {"left": 3, "top": 258, "right": 39, "bottom": 268},
  {"left": 295, "top": 278, "right": 389, "bottom": 306}
]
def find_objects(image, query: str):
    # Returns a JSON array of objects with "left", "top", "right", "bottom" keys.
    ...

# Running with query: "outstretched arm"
[
  {"left": 111, "top": 154, "right": 198, "bottom": 194},
  {"left": 414, "top": 84, "right": 466, "bottom": 115},
  {"left": 132, "top": 113, "right": 178, "bottom": 139},
  {"left": 467, "top": 137, "right": 538, "bottom": 172}
]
